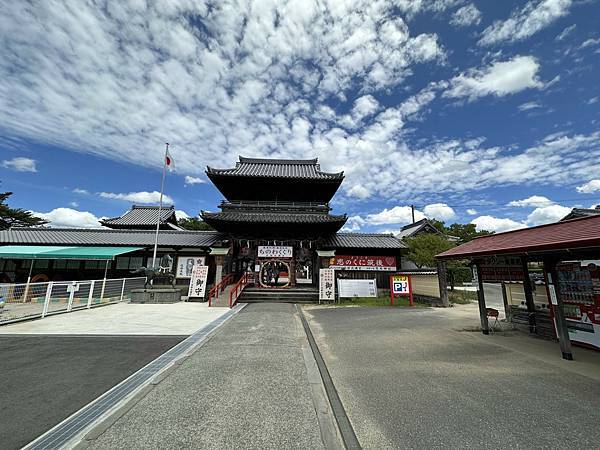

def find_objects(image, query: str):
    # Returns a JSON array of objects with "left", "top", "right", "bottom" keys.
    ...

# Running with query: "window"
[{"left": 116, "top": 257, "right": 144, "bottom": 270}]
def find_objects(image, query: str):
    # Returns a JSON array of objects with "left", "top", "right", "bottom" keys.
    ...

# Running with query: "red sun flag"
[{"left": 165, "top": 148, "right": 174, "bottom": 170}]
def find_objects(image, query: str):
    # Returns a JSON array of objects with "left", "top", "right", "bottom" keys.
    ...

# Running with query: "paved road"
[
  {"left": 85, "top": 304, "right": 326, "bottom": 449},
  {"left": 305, "top": 306, "right": 600, "bottom": 449},
  {"left": 1, "top": 335, "right": 184, "bottom": 450}
]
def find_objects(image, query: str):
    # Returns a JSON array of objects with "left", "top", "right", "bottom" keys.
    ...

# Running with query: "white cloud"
[
  {"left": 2, "top": 157, "right": 37, "bottom": 172},
  {"left": 479, "top": 0, "right": 573, "bottom": 46},
  {"left": 508, "top": 195, "right": 554, "bottom": 207},
  {"left": 99, "top": 191, "right": 174, "bottom": 204},
  {"left": 450, "top": 4, "right": 482, "bottom": 28},
  {"left": 577, "top": 180, "right": 600, "bottom": 193},
  {"left": 34, "top": 207, "right": 103, "bottom": 228},
  {"left": 184, "top": 176, "right": 204, "bottom": 185},
  {"left": 518, "top": 101, "right": 542, "bottom": 112},
  {"left": 73, "top": 188, "right": 89, "bottom": 195},
  {"left": 69, "top": 201, "right": 79, "bottom": 208},
  {"left": 342, "top": 215, "right": 367, "bottom": 232},
  {"left": 444, "top": 56, "right": 544, "bottom": 100},
  {"left": 423, "top": 203, "right": 456, "bottom": 220},
  {"left": 366, "top": 206, "right": 425, "bottom": 225},
  {"left": 579, "top": 38, "right": 600, "bottom": 50},
  {"left": 0, "top": 1, "right": 597, "bottom": 209},
  {"left": 526, "top": 204, "right": 571, "bottom": 225},
  {"left": 347, "top": 184, "right": 371, "bottom": 200},
  {"left": 555, "top": 24, "right": 576, "bottom": 41},
  {"left": 466, "top": 209, "right": 477, "bottom": 215},
  {"left": 175, "top": 210, "right": 190, "bottom": 219},
  {"left": 471, "top": 215, "right": 526, "bottom": 233}
]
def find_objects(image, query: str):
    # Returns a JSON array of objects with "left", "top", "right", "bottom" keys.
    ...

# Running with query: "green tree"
[
  {"left": 444, "top": 223, "right": 492, "bottom": 244},
  {"left": 178, "top": 217, "right": 214, "bottom": 231},
  {"left": 0, "top": 192, "right": 47, "bottom": 230},
  {"left": 425, "top": 219, "right": 493, "bottom": 244},
  {"left": 405, "top": 233, "right": 455, "bottom": 268}
]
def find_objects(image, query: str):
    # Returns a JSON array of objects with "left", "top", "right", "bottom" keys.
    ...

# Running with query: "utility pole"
[{"left": 411, "top": 204, "right": 415, "bottom": 224}]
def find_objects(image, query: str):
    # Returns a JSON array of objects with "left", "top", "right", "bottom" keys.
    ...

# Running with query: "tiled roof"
[
  {"left": 322, "top": 233, "right": 406, "bottom": 249},
  {"left": 0, "top": 228, "right": 225, "bottom": 248},
  {"left": 206, "top": 156, "right": 344, "bottom": 180},
  {"left": 560, "top": 206, "right": 600, "bottom": 221},
  {"left": 202, "top": 211, "right": 347, "bottom": 224},
  {"left": 437, "top": 215, "right": 600, "bottom": 259},
  {"left": 100, "top": 205, "right": 179, "bottom": 229}
]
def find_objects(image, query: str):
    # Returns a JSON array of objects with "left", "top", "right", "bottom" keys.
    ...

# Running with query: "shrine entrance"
[{"left": 259, "top": 260, "right": 290, "bottom": 288}]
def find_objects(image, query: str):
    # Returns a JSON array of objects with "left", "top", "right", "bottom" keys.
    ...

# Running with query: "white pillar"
[
  {"left": 100, "top": 260, "right": 109, "bottom": 301},
  {"left": 87, "top": 280, "right": 95, "bottom": 309},
  {"left": 22, "top": 259, "right": 35, "bottom": 303}
]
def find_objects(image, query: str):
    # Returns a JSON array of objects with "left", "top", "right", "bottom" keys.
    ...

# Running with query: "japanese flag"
[{"left": 165, "top": 147, "right": 174, "bottom": 171}]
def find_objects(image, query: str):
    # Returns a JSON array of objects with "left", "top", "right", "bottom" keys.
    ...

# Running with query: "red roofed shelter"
[{"left": 436, "top": 215, "right": 600, "bottom": 360}]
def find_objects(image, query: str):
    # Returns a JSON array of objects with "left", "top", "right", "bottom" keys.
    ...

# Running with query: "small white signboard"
[
  {"left": 319, "top": 269, "right": 335, "bottom": 302},
  {"left": 337, "top": 279, "right": 377, "bottom": 298},
  {"left": 258, "top": 246, "right": 293, "bottom": 258},
  {"left": 176, "top": 256, "right": 206, "bottom": 279},
  {"left": 188, "top": 265, "right": 209, "bottom": 299},
  {"left": 548, "top": 284, "right": 558, "bottom": 305}
]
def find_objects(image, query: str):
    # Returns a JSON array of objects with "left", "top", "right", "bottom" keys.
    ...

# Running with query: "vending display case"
[{"left": 555, "top": 260, "right": 600, "bottom": 349}]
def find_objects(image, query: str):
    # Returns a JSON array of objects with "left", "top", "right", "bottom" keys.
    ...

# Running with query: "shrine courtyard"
[{"left": 5, "top": 301, "right": 599, "bottom": 450}]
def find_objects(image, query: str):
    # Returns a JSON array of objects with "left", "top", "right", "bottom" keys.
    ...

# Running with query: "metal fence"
[{"left": 0, "top": 277, "right": 146, "bottom": 324}]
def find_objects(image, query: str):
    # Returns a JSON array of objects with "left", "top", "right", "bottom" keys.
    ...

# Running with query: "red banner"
[{"left": 329, "top": 255, "right": 396, "bottom": 271}]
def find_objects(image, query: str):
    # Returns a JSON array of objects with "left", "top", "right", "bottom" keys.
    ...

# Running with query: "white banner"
[
  {"left": 257, "top": 245, "right": 293, "bottom": 258},
  {"left": 337, "top": 279, "right": 377, "bottom": 298},
  {"left": 319, "top": 269, "right": 335, "bottom": 302},
  {"left": 176, "top": 256, "right": 206, "bottom": 279},
  {"left": 188, "top": 265, "right": 209, "bottom": 299}
]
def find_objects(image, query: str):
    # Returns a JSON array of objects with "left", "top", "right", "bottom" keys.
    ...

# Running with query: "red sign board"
[{"left": 329, "top": 255, "right": 396, "bottom": 271}]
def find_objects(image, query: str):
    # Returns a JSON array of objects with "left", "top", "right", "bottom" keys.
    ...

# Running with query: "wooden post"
[
  {"left": 475, "top": 261, "right": 489, "bottom": 335},
  {"left": 436, "top": 260, "right": 449, "bottom": 307},
  {"left": 501, "top": 282, "right": 512, "bottom": 323},
  {"left": 521, "top": 257, "right": 537, "bottom": 334},
  {"left": 544, "top": 258, "right": 573, "bottom": 360}
]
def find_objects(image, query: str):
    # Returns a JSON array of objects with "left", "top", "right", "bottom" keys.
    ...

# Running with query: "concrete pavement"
[
  {"left": 305, "top": 305, "right": 600, "bottom": 449},
  {"left": 1, "top": 335, "right": 184, "bottom": 450},
  {"left": 82, "top": 304, "right": 330, "bottom": 449},
  {"left": 0, "top": 302, "right": 230, "bottom": 335}
]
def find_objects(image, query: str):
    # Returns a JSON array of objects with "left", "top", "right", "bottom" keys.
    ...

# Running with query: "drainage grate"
[{"left": 24, "top": 304, "right": 246, "bottom": 450}]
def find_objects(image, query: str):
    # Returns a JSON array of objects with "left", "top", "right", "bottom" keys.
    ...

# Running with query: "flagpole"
[{"left": 152, "top": 143, "right": 169, "bottom": 269}]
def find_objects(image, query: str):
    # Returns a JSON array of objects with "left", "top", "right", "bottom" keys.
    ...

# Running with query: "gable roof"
[
  {"left": 0, "top": 227, "right": 225, "bottom": 248},
  {"left": 100, "top": 205, "right": 181, "bottom": 230},
  {"left": 397, "top": 218, "right": 442, "bottom": 239},
  {"left": 436, "top": 215, "right": 600, "bottom": 260},
  {"left": 322, "top": 233, "right": 406, "bottom": 249},
  {"left": 560, "top": 206, "right": 600, "bottom": 221},
  {"left": 206, "top": 156, "right": 344, "bottom": 181}
]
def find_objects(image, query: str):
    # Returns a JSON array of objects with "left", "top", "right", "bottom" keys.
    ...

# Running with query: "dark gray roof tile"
[
  {"left": 0, "top": 228, "right": 225, "bottom": 248},
  {"left": 100, "top": 205, "right": 178, "bottom": 228},
  {"left": 207, "top": 156, "right": 344, "bottom": 180},
  {"left": 323, "top": 233, "right": 406, "bottom": 249}
]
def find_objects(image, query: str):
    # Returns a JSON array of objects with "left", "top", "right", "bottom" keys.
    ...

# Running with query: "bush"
[
  {"left": 449, "top": 290, "right": 476, "bottom": 304},
  {"left": 448, "top": 266, "right": 473, "bottom": 285}
]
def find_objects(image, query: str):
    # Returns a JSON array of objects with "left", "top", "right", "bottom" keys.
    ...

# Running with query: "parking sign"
[{"left": 390, "top": 274, "right": 413, "bottom": 306}]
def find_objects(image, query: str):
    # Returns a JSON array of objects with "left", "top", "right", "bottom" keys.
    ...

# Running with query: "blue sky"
[{"left": 1, "top": 0, "right": 599, "bottom": 232}]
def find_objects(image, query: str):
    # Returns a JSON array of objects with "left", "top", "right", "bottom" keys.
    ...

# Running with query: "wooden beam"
[
  {"left": 521, "top": 257, "right": 537, "bottom": 334},
  {"left": 436, "top": 260, "right": 449, "bottom": 307},
  {"left": 544, "top": 258, "right": 573, "bottom": 360},
  {"left": 475, "top": 261, "right": 489, "bottom": 335}
]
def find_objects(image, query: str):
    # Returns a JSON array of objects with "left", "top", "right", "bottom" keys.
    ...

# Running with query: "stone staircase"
[
  {"left": 210, "top": 283, "right": 237, "bottom": 307},
  {"left": 238, "top": 287, "right": 319, "bottom": 304}
]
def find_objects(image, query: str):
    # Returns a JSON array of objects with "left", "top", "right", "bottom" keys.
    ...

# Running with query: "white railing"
[{"left": 0, "top": 277, "right": 146, "bottom": 324}]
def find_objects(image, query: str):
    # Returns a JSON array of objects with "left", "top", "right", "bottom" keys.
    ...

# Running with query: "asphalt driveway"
[
  {"left": 305, "top": 306, "right": 600, "bottom": 449},
  {"left": 1, "top": 335, "right": 184, "bottom": 449}
]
